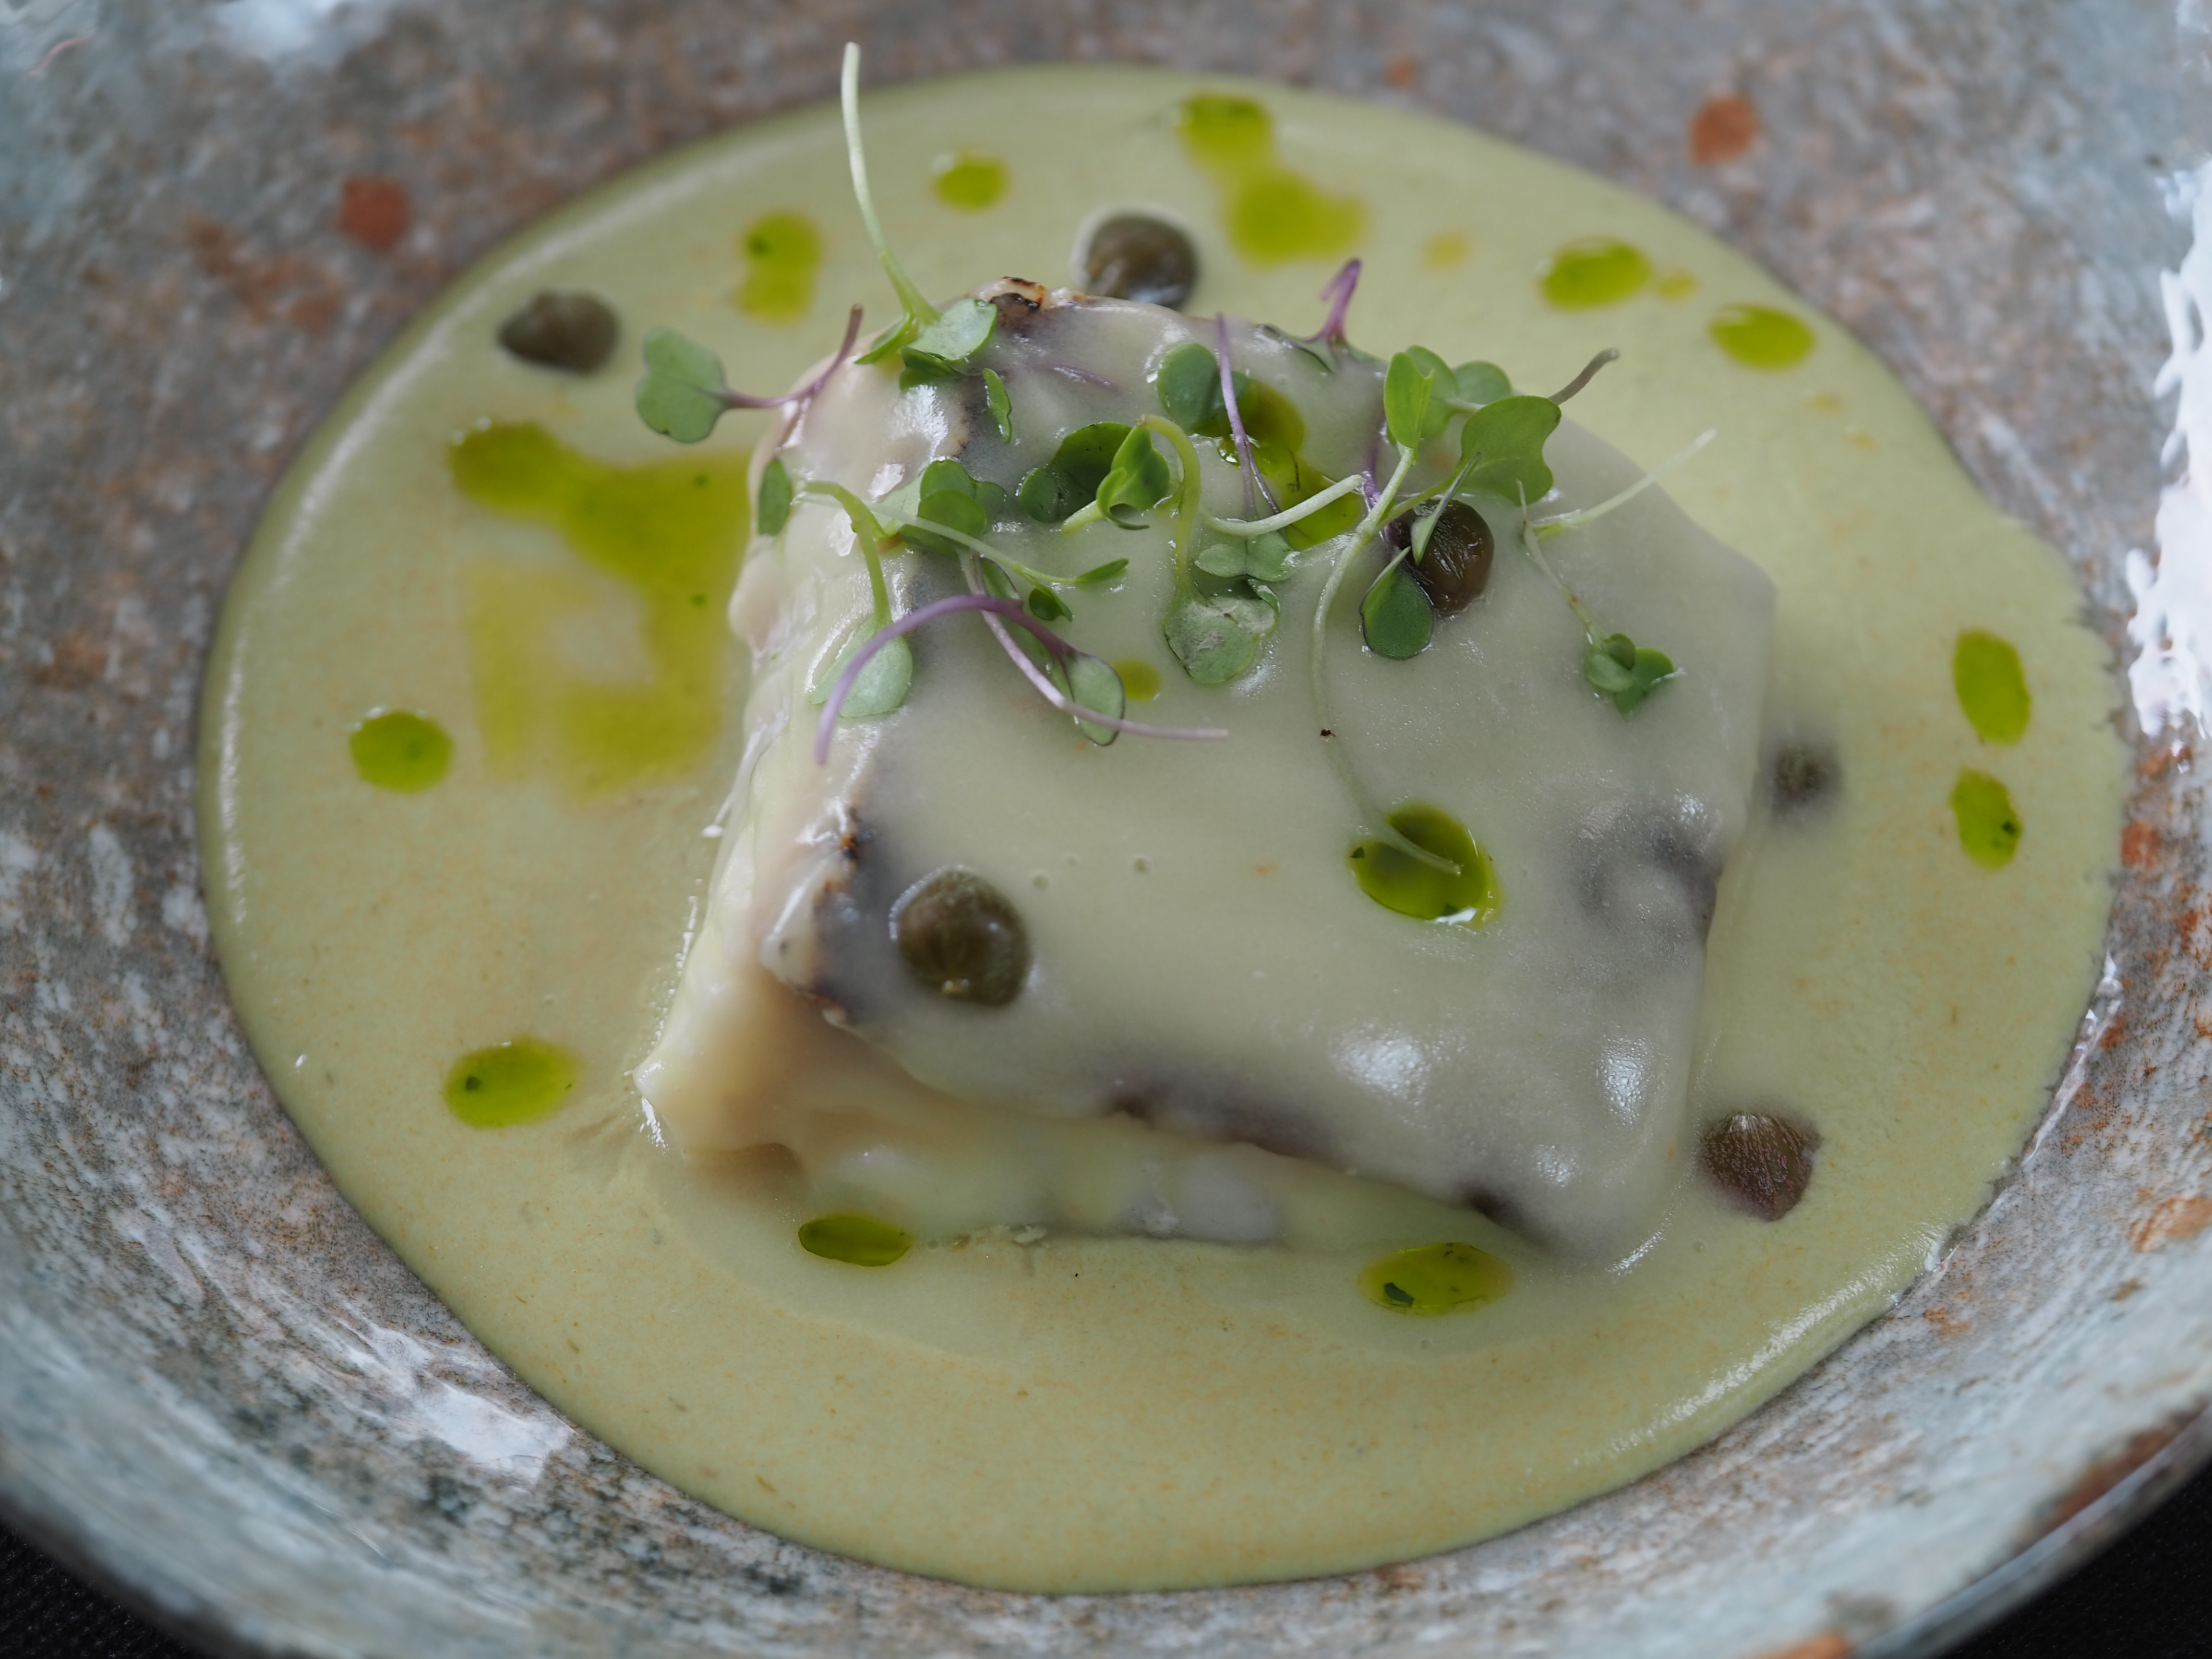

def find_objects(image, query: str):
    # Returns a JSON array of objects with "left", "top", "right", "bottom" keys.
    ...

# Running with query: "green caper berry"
[
  {"left": 497, "top": 290, "right": 619, "bottom": 374},
  {"left": 890, "top": 868, "right": 1031, "bottom": 1006},
  {"left": 1402, "top": 501, "right": 1494, "bottom": 616},
  {"left": 1082, "top": 215, "right": 1199, "bottom": 309}
]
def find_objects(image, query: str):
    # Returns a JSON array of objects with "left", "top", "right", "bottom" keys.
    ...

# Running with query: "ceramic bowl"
[{"left": 4, "top": 2, "right": 2210, "bottom": 1654}]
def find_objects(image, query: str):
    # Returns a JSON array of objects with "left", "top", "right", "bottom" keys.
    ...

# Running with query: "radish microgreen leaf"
[{"left": 757, "top": 457, "right": 794, "bottom": 536}]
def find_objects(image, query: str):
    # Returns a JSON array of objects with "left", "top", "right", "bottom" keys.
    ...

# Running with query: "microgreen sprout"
[
  {"left": 1202, "top": 473, "right": 1364, "bottom": 538},
  {"left": 757, "top": 457, "right": 794, "bottom": 535},
  {"left": 1529, "top": 427, "right": 1715, "bottom": 538},
  {"left": 807, "top": 576, "right": 1223, "bottom": 757},
  {"left": 841, "top": 43, "right": 938, "bottom": 361},
  {"left": 1216, "top": 314, "right": 1277, "bottom": 513},
  {"left": 1313, "top": 259, "right": 1360, "bottom": 350},
  {"left": 983, "top": 367, "right": 1014, "bottom": 441},
  {"left": 635, "top": 305, "right": 864, "bottom": 443},
  {"left": 799, "top": 479, "right": 912, "bottom": 717},
  {"left": 1546, "top": 347, "right": 1620, "bottom": 405}
]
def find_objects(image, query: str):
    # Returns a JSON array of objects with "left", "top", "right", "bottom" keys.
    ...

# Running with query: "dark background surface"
[{"left": 4, "top": 1466, "right": 2210, "bottom": 1659}]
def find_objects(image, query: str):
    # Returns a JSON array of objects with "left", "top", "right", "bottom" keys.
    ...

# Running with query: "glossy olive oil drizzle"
[
  {"left": 1709, "top": 303, "right": 1816, "bottom": 370},
  {"left": 799, "top": 1214, "right": 914, "bottom": 1266},
  {"left": 1346, "top": 804, "right": 1500, "bottom": 926},
  {"left": 448, "top": 421, "right": 747, "bottom": 797},
  {"left": 444, "top": 1037, "right": 581, "bottom": 1129},
  {"left": 931, "top": 150, "right": 1008, "bottom": 210},
  {"left": 1176, "top": 94, "right": 1366, "bottom": 265},
  {"left": 737, "top": 210, "right": 822, "bottom": 325},
  {"left": 1539, "top": 237, "right": 1653, "bottom": 308},
  {"left": 1954, "top": 628, "right": 2032, "bottom": 744},
  {"left": 1359, "top": 1242, "right": 1514, "bottom": 1315},
  {"left": 1951, "top": 770, "right": 2025, "bottom": 869},
  {"left": 348, "top": 709, "right": 452, "bottom": 792}
]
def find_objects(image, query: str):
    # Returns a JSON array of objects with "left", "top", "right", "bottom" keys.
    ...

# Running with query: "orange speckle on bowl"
[
  {"left": 1753, "top": 1633, "right": 1851, "bottom": 1659},
  {"left": 2129, "top": 1193, "right": 2212, "bottom": 1253},
  {"left": 1689, "top": 93, "right": 1759, "bottom": 165},
  {"left": 2122, "top": 820, "right": 2160, "bottom": 868},
  {"left": 338, "top": 174, "right": 411, "bottom": 252}
]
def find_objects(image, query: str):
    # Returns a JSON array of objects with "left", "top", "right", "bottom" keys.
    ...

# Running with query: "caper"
[
  {"left": 1770, "top": 742, "right": 1839, "bottom": 818},
  {"left": 496, "top": 290, "right": 619, "bottom": 374},
  {"left": 1395, "top": 501, "right": 1494, "bottom": 616},
  {"left": 890, "top": 867, "right": 1030, "bottom": 1006},
  {"left": 1698, "top": 1112, "right": 1819, "bottom": 1221},
  {"left": 1081, "top": 214, "right": 1199, "bottom": 309}
]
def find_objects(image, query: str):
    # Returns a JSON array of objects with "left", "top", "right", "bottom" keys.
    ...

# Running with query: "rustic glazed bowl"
[{"left": 3, "top": 2, "right": 2209, "bottom": 1655}]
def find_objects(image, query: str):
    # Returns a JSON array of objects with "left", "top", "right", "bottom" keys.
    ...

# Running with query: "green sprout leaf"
[
  {"left": 1049, "top": 650, "right": 1129, "bottom": 745},
  {"left": 757, "top": 456, "right": 794, "bottom": 536},
  {"left": 1017, "top": 466, "right": 1086, "bottom": 523},
  {"left": 1581, "top": 633, "right": 1676, "bottom": 714},
  {"left": 810, "top": 629, "right": 914, "bottom": 719},
  {"left": 1457, "top": 394, "right": 1563, "bottom": 503},
  {"left": 1025, "top": 585, "right": 1072, "bottom": 623},
  {"left": 983, "top": 367, "right": 1014, "bottom": 442},
  {"left": 635, "top": 326, "right": 732, "bottom": 443},
  {"left": 856, "top": 315, "right": 919, "bottom": 366},
  {"left": 1383, "top": 350, "right": 1437, "bottom": 450},
  {"left": 1166, "top": 590, "right": 1276, "bottom": 685},
  {"left": 1095, "top": 426, "right": 1173, "bottom": 527},
  {"left": 1018, "top": 421, "right": 1134, "bottom": 524},
  {"left": 1193, "top": 539, "right": 1248, "bottom": 578},
  {"left": 1385, "top": 348, "right": 1457, "bottom": 448},
  {"left": 1073, "top": 558, "right": 1129, "bottom": 585},
  {"left": 1190, "top": 531, "right": 1293, "bottom": 581},
  {"left": 1156, "top": 340, "right": 1228, "bottom": 431},
  {"left": 1361, "top": 562, "right": 1435, "bottom": 659},
  {"left": 903, "top": 488, "right": 988, "bottom": 556},
  {"left": 1243, "top": 530, "right": 1295, "bottom": 580},
  {"left": 1451, "top": 360, "right": 1513, "bottom": 407},
  {"left": 904, "top": 296, "right": 997, "bottom": 375}
]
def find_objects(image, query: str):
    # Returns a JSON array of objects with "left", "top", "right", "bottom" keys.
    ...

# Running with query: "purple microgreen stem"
[
  {"left": 725, "top": 305, "right": 866, "bottom": 411},
  {"left": 1544, "top": 347, "right": 1621, "bottom": 406},
  {"left": 841, "top": 44, "right": 940, "bottom": 329},
  {"left": 1531, "top": 427, "right": 1715, "bottom": 539},
  {"left": 1214, "top": 314, "right": 1278, "bottom": 515},
  {"left": 1314, "top": 258, "right": 1361, "bottom": 347}
]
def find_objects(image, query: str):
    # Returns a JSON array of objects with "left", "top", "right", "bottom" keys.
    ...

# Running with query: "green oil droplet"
[
  {"left": 1539, "top": 238, "right": 1652, "bottom": 309},
  {"left": 1176, "top": 94, "right": 1366, "bottom": 265},
  {"left": 444, "top": 1037, "right": 580, "bottom": 1129},
  {"left": 448, "top": 421, "right": 747, "bottom": 797},
  {"left": 931, "top": 150, "right": 1008, "bottom": 210},
  {"left": 1951, "top": 769, "right": 2022, "bottom": 869},
  {"left": 1953, "top": 629, "right": 2031, "bottom": 745},
  {"left": 736, "top": 210, "right": 820, "bottom": 325},
  {"left": 1347, "top": 804, "right": 1500, "bottom": 925},
  {"left": 1359, "top": 1242, "right": 1512, "bottom": 1316},
  {"left": 1114, "top": 659, "right": 1164, "bottom": 702},
  {"left": 1708, "top": 303, "right": 1815, "bottom": 369},
  {"left": 798, "top": 1214, "right": 913, "bottom": 1267},
  {"left": 349, "top": 709, "right": 452, "bottom": 792}
]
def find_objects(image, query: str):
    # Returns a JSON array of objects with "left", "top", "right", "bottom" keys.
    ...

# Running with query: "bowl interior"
[{"left": 2, "top": 3, "right": 2209, "bottom": 1656}]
